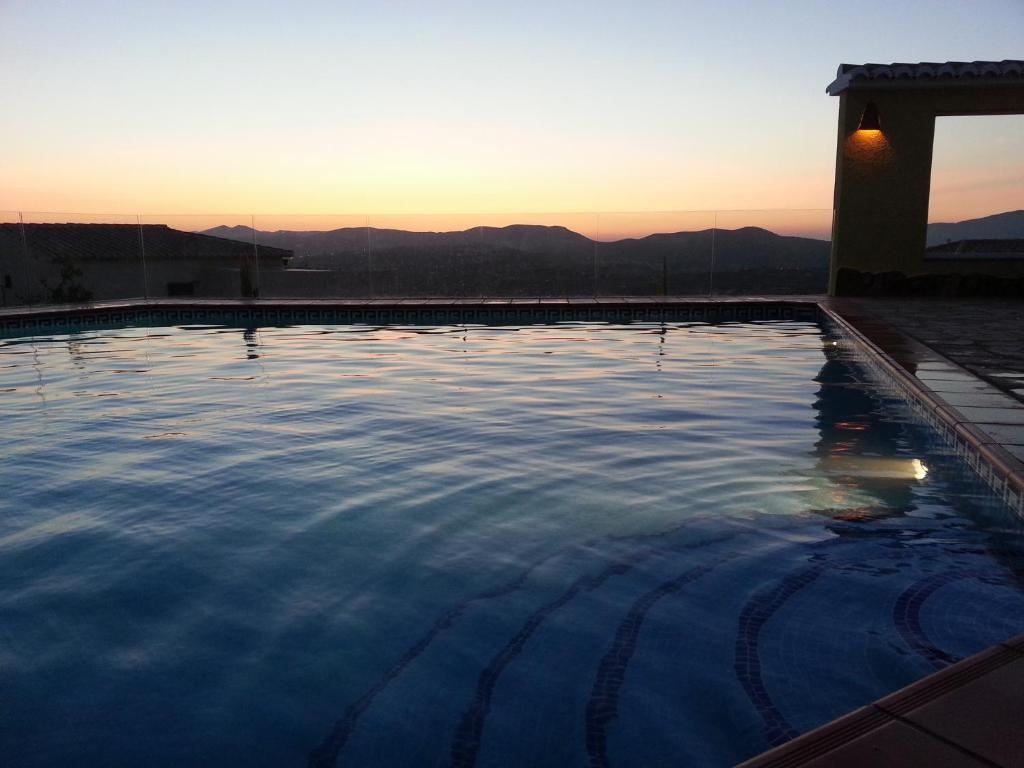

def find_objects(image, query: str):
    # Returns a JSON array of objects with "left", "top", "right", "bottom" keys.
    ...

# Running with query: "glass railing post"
[
  {"left": 477, "top": 224, "right": 485, "bottom": 298},
  {"left": 251, "top": 214, "right": 261, "bottom": 299},
  {"left": 366, "top": 216, "right": 373, "bottom": 298},
  {"left": 709, "top": 211, "right": 718, "bottom": 296},
  {"left": 18, "top": 212, "right": 33, "bottom": 306},
  {"left": 661, "top": 250, "right": 668, "bottom": 297},
  {"left": 137, "top": 214, "right": 149, "bottom": 300}
]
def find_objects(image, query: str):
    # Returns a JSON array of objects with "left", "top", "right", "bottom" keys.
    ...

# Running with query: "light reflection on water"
[{"left": 0, "top": 320, "right": 1021, "bottom": 768}]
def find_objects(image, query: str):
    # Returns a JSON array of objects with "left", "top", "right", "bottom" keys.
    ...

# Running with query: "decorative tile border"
[
  {"left": 820, "top": 306, "right": 1024, "bottom": 520},
  {"left": 0, "top": 300, "right": 818, "bottom": 336}
]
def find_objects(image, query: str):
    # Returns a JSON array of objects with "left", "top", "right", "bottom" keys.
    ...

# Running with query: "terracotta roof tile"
[{"left": 827, "top": 60, "right": 1024, "bottom": 95}]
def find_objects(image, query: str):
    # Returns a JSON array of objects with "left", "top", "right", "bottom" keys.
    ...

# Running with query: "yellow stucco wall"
[{"left": 830, "top": 84, "right": 1024, "bottom": 294}]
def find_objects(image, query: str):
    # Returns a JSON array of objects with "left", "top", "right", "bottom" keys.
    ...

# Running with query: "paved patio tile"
[
  {"left": 925, "top": 379, "right": 1006, "bottom": 393},
  {"left": 844, "top": 298, "right": 1024, "bottom": 405},
  {"left": 897, "top": 657, "right": 1024, "bottom": 767},
  {"left": 936, "top": 392, "right": 1020, "bottom": 409},
  {"left": 954, "top": 407, "right": 1024, "bottom": 425},
  {"left": 970, "top": 423, "right": 1024, "bottom": 446},
  {"left": 742, "top": 637, "right": 1024, "bottom": 767},
  {"left": 797, "top": 720, "right": 988, "bottom": 768},
  {"left": 915, "top": 369, "right": 986, "bottom": 382}
]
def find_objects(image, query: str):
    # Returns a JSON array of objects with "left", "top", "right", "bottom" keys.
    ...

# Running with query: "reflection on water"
[
  {"left": 0, "top": 320, "right": 1021, "bottom": 768},
  {"left": 243, "top": 326, "right": 260, "bottom": 359},
  {"left": 811, "top": 339, "right": 917, "bottom": 517}
]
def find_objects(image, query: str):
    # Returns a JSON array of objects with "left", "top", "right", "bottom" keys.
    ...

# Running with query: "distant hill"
[
  {"left": 200, "top": 222, "right": 830, "bottom": 294},
  {"left": 203, "top": 223, "right": 599, "bottom": 261},
  {"left": 201, "top": 223, "right": 829, "bottom": 270},
  {"left": 927, "top": 210, "right": 1024, "bottom": 246},
  {"left": 597, "top": 227, "right": 827, "bottom": 271}
]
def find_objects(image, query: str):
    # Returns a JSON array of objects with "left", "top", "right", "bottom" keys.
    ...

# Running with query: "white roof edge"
[{"left": 826, "top": 60, "right": 1024, "bottom": 95}]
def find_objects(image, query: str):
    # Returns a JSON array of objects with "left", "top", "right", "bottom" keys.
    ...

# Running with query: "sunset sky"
[{"left": 1, "top": 0, "right": 1021, "bottom": 236}]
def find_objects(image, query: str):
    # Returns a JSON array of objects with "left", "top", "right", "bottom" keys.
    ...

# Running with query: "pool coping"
[
  {"left": 736, "top": 633, "right": 1024, "bottom": 768},
  {"left": 819, "top": 301, "right": 1024, "bottom": 518}
]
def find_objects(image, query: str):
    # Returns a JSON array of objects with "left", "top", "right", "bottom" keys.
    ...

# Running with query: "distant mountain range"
[
  {"left": 202, "top": 222, "right": 832, "bottom": 294},
  {"left": 201, "top": 223, "right": 830, "bottom": 271},
  {"left": 926, "top": 210, "right": 1024, "bottom": 246},
  {"left": 201, "top": 209, "right": 1024, "bottom": 276}
]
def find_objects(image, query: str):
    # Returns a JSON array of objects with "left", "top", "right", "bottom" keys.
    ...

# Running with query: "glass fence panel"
[
  {"left": 710, "top": 209, "right": 832, "bottom": 295},
  {"left": 254, "top": 215, "right": 370, "bottom": 299},
  {"left": 2, "top": 209, "right": 837, "bottom": 304},
  {"left": 365, "top": 212, "right": 600, "bottom": 297},
  {"left": 463, "top": 212, "right": 599, "bottom": 297},
  {"left": 17, "top": 212, "right": 144, "bottom": 304},
  {"left": 365, "top": 213, "right": 450, "bottom": 297},
  {"left": 139, "top": 214, "right": 257, "bottom": 299},
  {"left": 459, "top": 212, "right": 598, "bottom": 297},
  {"left": 595, "top": 211, "right": 717, "bottom": 296},
  {"left": 0, "top": 212, "right": 33, "bottom": 307}
]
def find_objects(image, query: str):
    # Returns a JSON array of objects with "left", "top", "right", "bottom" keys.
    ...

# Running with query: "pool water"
[{"left": 1, "top": 319, "right": 1022, "bottom": 767}]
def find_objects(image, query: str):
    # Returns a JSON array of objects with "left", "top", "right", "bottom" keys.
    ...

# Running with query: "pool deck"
[
  {"left": 3, "top": 294, "right": 1024, "bottom": 766},
  {"left": 738, "top": 634, "right": 1024, "bottom": 768},
  {"left": 838, "top": 299, "right": 1024, "bottom": 405}
]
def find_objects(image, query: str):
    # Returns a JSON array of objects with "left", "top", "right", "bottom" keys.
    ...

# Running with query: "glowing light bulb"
[{"left": 912, "top": 459, "right": 928, "bottom": 480}]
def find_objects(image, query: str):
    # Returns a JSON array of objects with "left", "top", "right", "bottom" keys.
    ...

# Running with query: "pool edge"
[
  {"left": 736, "top": 633, "right": 1024, "bottom": 768},
  {"left": 820, "top": 302, "right": 1024, "bottom": 520}
]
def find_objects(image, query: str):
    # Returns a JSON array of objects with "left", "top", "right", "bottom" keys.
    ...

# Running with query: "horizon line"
[
  {"left": 5, "top": 207, "right": 1018, "bottom": 223},
  {"left": 3, "top": 207, "right": 838, "bottom": 218}
]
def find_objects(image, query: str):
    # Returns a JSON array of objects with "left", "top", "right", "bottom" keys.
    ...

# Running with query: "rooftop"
[
  {"left": 0, "top": 223, "right": 293, "bottom": 263},
  {"left": 826, "top": 59, "right": 1024, "bottom": 95},
  {"left": 926, "top": 239, "right": 1024, "bottom": 259}
]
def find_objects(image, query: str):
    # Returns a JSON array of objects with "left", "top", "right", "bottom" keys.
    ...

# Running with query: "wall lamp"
[{"left": 857, "top": 101, "right": 881, "bottom": 132}]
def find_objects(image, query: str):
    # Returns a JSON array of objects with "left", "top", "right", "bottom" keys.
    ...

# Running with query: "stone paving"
[
  {"left": 847, "top": 298, "right": 1024, "bottom": 405},
  {"left": 830, "top": 298, "right": 1024, "bottom": 470},
  {"left": 738, "top": 634, "right": 1024, "bottom": 768}
]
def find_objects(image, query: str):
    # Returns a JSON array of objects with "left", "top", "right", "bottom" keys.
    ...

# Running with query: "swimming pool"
[{"left": 1, "top": 317, "right": 1022, "bottom": 767}]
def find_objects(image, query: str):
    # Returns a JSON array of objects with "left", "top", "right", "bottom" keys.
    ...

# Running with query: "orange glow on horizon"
[
  {"left": 929, "top": 114, "right": 1024, "bottom": 223},
  {"left": 3, "top": 209, "right": 836, "bottom": 241}
]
